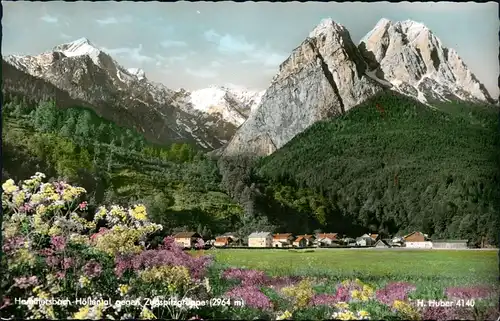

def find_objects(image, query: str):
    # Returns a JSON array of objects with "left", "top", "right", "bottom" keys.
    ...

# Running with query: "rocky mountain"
[
  {"left": 223, "top": 18, "right": 495, "bottom": 157},
  {"left": 358, "top": 19, "right": 495, "bottom": 105},
  {"left": 2, "top": 38, "right": 261, "bottom": 150},
  {"left": 223, "top": 19, "right": 385, "bottom": 156}
]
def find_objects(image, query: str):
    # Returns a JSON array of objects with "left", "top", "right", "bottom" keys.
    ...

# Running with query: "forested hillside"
[
  {"left": 3, "top": 91, "right": 499, "bottom": 246},
  {"left": 234, "top": 91, "right": 499, "bottom": 245},
  {"left": 2, "top": 94, "right": 245, "bottom": 239}
]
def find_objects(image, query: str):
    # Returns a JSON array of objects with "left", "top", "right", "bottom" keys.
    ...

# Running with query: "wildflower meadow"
[{"left": 1, "top": 173, "right": 499, "bottom": 320}]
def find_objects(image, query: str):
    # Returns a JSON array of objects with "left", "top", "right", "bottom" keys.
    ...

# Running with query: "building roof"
[
  {"left": 215, "top": 236, "right": 233, "bottom": 242},
  {"left": 370, "top": 233, "right": 379, "bottom": 239},
  {"left": 294, "top": 236, "right": 305, "bottom": 242},
  {"left": 317, "top": 233, "right": 338, "bottom": 240},
  {"left": 375, "top": 239, "right": 390, "bottom": 246},
  {"left": 403, "top": 231, "right": 429, "bottom": 240},
  {"left": 356, "top": 236, "right": 373, "bottom": 241},
  {"left": 248, "top": 232, "right": 272, "bottom": 238},
  {"left": 173, "top": 232, "right": 201, "bottom": 238},
  {"left": 296, "top": 234, "right": 315, "bottom": 239},
  {"left": 273, "top": 233, "right": 293, "bottom": 239}
]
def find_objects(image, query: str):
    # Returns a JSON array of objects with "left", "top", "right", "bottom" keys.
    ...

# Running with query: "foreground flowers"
[
  {"left": 1, "top": 173, "right": 213, "bottom": 320},
  {"left": 2, "top": 173, "right": 499, "bottom": 320}
]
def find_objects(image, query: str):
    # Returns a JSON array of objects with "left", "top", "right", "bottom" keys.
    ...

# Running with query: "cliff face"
[
  {"left": 358, "top": 19, "right": 494, "bottom": 104},
  {"left": 223, "top": 19, "right": 384, "bottom": 157},
  {"left": 224, "top": 18, "right": 495, "bottom": 157}
]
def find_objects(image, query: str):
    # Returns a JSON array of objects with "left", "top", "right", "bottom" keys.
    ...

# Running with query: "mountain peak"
[
  {"left": 53, "top": 37, "right": 101, "bottom": 62},
  {"left": 309, "top": 18, "right": 346, "bottom": 38},
  {"left": 359, "top": 19, "right": 493, "bottom": 104}
]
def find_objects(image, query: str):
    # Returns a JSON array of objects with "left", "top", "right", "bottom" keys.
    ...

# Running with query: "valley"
[{"left": 2, "top": 4, "right": 499, "bottom": 320}]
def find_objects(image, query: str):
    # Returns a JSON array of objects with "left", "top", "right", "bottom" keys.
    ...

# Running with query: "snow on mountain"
[
  {"left": 127, "top": 68, "right": 146, "bottom": 80},
  {"left": 359, "top": 18, "right": 494, "bottom": 104},
  {"left": 187, "top": 86, "right": 264, "bottom": 127},
  {"left": 2, "top": 38, "right": 263, "bottom": 149},
  {"left": 53, "top": 37, "right": 102, "bottom": 65}
]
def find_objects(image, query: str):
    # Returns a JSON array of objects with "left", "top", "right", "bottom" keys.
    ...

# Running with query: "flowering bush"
[
  {"left": 376, "top": 282, "right": 416, "bottom": 306},
  {"left": 2, "top": 173, "right": 498, "bottom": 320},
  {"left": 1, "top": 173, "right": 213, "bottom": 320}
]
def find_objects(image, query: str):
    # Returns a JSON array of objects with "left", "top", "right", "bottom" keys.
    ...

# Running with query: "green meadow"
[{"left": 213, "top": 249, "right": 498, "bottom": 287}]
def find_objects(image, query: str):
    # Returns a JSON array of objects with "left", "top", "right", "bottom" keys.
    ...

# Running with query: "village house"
[
  {"left": 391, "top": 236, "right": 404, "bottom": 247},
  {"left": 173, "top": 232, "right": 202, "bottom": 248},
  {"left": 369, "top": 233, "right": 380, "bottom": 241},
  {"left": 341, "top": 237, "right": 357, "bottom": 246},
  {"left": 221, "top": 232, "right": 243, "bottom": 246},
  {"left": 356, "top": 234, "right": 375, "bottom": 247},
  {"left": 214, "top": 236, "right": 234, "bottom": 247},
  {"left": 432, "top": 239, "right": 469, "bottom": 249},
  {"left": 403, "top": 231, "right": 432, "bottom": 248},
  {"left": 374, "top": 239, "right": 391, "bottom": 248},
  {"left": 248, "top": 232, "right": 273, "bottom": 248},
  {"left": 315, "top": 233, "right": 338, "bottom": 247},
  {"left": 293, "top": 234, "right": 315, "bottom": 247},
  {"left": 273, "top": 233, "right": 295, "bottom": 247},
  {"left": 293, "top": 236, "right": 307, "bottom": 248}
]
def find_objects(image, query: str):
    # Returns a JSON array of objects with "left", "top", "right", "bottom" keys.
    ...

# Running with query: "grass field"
[{"left": 213, "top": 249, "right": 498, "bottom": 286}]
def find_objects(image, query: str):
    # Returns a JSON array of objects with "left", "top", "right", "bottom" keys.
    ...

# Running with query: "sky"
[{"left": 2, "top": 1, "right": 499, "bottom": 97}]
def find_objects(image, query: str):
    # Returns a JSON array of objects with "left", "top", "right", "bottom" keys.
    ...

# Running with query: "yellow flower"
[
  {"left": 130, "top": 204, "right": 148, "bottom": 221},
  {"left": 78, "top": 276, "right": 90, "bottom": 288},
  {"left": 2, "top": 179, "right": 19, "bottom": 194},
  {"left": 69, "top": 234, "right": 89, "bottom": 245},
  {"left": 281, "top": 279, "right": 314, "bottom": 308},
  {"left": 13, "top": 191, "right": 26, "bottom": 207},
  {"left": 335, "top": 302, "right": 349, "bottom": 310},
  {"left": 335, "top": 310, "right": 357, "bottom": 320},
  {"left": 277, "top": 310, "right": 293, "bottom": 320},
  {"left": 48, "top": 226, "right": 62, "bottom": 236},
  {"left": 118, "top": 284, "right": 129, "bottom": 296},
  {"left": 16, "top": 248, "right": 37, "bottom": 267},
  {"left": 358, "top": 310, "right": 370, "bottom": 318},
  {"left": 393, "top": 300, "right": 421, "bottom": 320},
  {"left": 72, "top": 305, "right": 90, "bottom": 319},
  {"left": 140, "top": 266, "right": 191, "bottom": 290},
  {"left": 140, "top": 307, "right": 156, "bottom": 320},
  {"left": 37, "top": 290, "right": 49, "bottom": 299},
  {"left": 36, "top": 204, "right": 48, "bottom": 216},
  {"left": 45, "top": 305, "right": 56, "bottom": 319},
  {"left": 94, "top": 206, "right": 107, "bottom": 221}
]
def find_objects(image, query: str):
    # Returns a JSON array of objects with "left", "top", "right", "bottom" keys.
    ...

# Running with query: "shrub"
[{"left": 1, "top": 173, "right": 213, "bottom": 320}]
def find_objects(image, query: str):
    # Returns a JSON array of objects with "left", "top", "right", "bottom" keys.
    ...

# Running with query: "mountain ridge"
[
  {"left": 223, "top": 18, "right": 495, "bottom": 157},
  {"left": 2, "top": 38, "right": 263, "bottom": 150}
]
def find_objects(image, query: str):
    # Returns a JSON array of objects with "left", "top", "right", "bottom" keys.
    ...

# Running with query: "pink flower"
[
  {"left": 62, "top": 257, "right": 73, "bottom": 270},
  {"left": 225, "top": 285, "right": 272, "bottom": 310},
  {"left": 46, "top": 256, "right": 61, "bottom": 268},
  {"left": 13, "top": 276, "right": 38, "bottom": 289},
  {"left": 309, "top": 293, "right": 340, "bottom": 306},
  {"left": 445, "top": 286, "right": 497, "bottom": 300},
  {"left": 376, "top": 282, "right": 416, "bottom": 306},
  {"left": 114, "top": 236, "right": 213, "bottom": 279},
  {"left": 83, "top": 260, "right": 103, "bottom": 278},
  {"left": 222, "top": 268, "right": 269, "bottom": 286},
  {"left": 2, "top": 236, "right": 25, "bottom": 253},
  {"left": 39, "top": 248, "right": 55, "bottom": 256},
  {"left": 56, "top": 271, "right": 66, "bottom": 279},
  {"left": 79, "top": 201, "right": 88, "bottom": 210},
  {"left": 0, "top": 297, "right": 11, "bottom": 310},
  {"left": 50, "top": 235, "right": 66, "bottom": 251}
]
